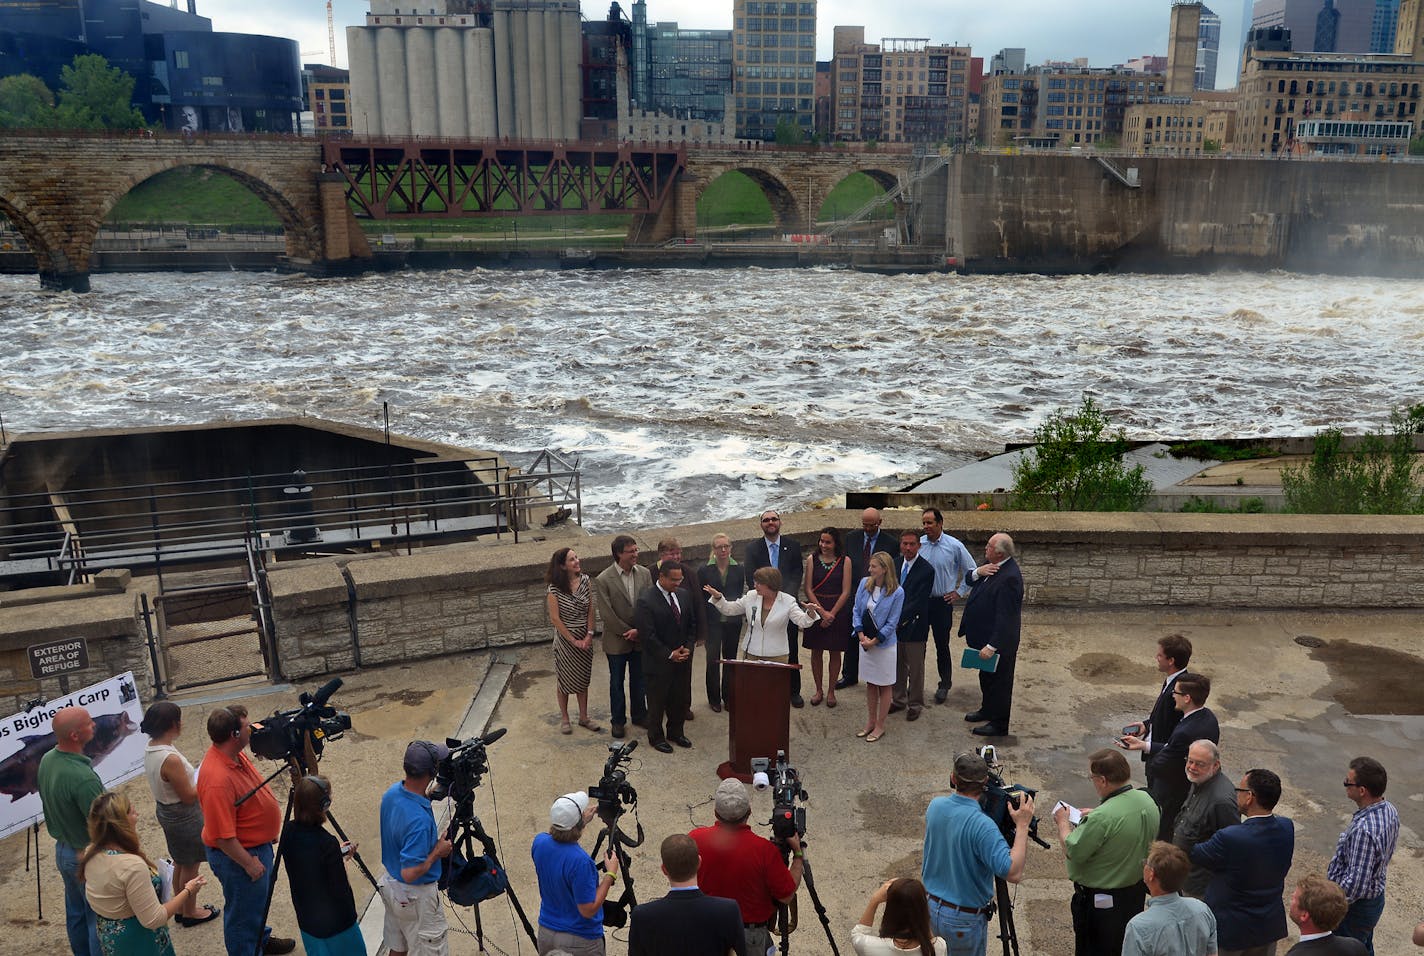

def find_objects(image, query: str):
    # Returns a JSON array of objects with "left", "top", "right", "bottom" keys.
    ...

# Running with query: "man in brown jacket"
[{"left": 594, "top": 534, "right": 651, "bottom": 739}]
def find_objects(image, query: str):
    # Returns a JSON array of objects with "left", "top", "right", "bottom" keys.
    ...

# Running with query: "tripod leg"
[
  {"left": 995, "top": 875, "right": 1020, "bottom": 956},
  {"left": 323, "top": 809, "right": 380, "bottom": 890},
  {"left": 797, "top": 860, "right": 841, "bottom": 956},
  {"left": 253, "top": 791, "right": 296, "bottom": 956}
]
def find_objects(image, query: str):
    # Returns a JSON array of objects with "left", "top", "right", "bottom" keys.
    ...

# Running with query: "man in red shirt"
[
  {"left": 196, "top": 704, "right": 296, "bottom": 956},
  {"left": 689, "top": 778, "right": 803, "bottom": 955}
]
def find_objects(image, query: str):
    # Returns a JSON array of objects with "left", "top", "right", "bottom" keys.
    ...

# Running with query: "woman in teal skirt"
[{"left": 81, "top": 791, "right": 209, "bottom": 956}]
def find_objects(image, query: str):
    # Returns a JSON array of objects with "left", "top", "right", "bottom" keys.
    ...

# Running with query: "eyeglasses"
[
  {"left": 1171, "top": 690, "right": 1189, "bottom": 697},
  {"left": 1233, "top": 787, "right": 1252, "bottom": 795},
  {"left": 1343, "top": 780, "right": 1361, "bottom": 789}
]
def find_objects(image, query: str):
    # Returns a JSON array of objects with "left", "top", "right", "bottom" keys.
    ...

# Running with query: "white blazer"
[{"left": 709, "top": 590, "right": 819, "bottom": 658}]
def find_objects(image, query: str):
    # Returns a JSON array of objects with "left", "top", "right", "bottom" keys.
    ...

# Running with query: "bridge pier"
[{"left": 38, "top": 270, "right": 90, "bottom": 293}]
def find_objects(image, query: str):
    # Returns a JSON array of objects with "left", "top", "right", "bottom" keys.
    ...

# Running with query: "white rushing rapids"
[{"left": 3, "top": 267, "right": 1422, "bottom": 531}]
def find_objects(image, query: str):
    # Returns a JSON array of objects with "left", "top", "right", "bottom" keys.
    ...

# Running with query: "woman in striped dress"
[{"left": 545, "top": 547, "right": 601, "bottom": 735}]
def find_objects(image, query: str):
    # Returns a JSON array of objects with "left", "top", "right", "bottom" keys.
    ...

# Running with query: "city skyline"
[{"left": 208, "top": 0, "right": 1253, "bottom": 88}]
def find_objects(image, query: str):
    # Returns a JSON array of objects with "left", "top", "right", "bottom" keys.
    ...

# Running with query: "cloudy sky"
[{"left": 205, "top": 0, "right": 1254, "bottom": 89}]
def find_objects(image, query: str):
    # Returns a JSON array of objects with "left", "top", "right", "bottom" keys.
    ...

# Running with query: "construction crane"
[{"left": 323, "top": 0, "right": 336, "bottom": 66}]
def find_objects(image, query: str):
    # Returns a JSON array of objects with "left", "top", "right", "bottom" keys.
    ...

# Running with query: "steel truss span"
[{"left": 322, "top": 140, "right": 687, "bottom": 219}]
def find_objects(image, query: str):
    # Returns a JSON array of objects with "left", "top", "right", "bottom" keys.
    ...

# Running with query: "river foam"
[{"left": 3, "top": 268, "right": 1421, "bottom": 531}]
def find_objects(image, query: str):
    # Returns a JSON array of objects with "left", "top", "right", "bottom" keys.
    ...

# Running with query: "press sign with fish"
[{"left": 0, "top": 671, "right": 145, "bottom": 840}]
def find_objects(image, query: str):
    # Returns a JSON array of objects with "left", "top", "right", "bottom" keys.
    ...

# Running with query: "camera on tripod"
[
  {"left": 249, "top": 678, "right": 353, "bottom": 768},
  {"left": 428, "top": 727, "right": 505, "bottom": 804},
  {"left": 588, "top": 741, "right": 638, "bottom": 823},
  {"left": 975, "top": 745, "right": 1048, "bottom": 849},
  {"left": 750, "top": 750, "right": 806, "bottom": 845}
]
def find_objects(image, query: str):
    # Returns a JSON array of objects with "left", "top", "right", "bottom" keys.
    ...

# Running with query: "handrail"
[{"left": 0, "top": 451, "right": 582, "bottom": 579}]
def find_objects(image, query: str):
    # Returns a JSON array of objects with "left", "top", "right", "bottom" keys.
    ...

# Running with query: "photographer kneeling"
[
  {"left": 531, "top": 791, "right": 619, "bottom": 955},
  {"left": 690, "top": 778, "right": 803, "bottom": 955},
  {"left": 379, "top": 741, "right": 454, "bottom": 956}
]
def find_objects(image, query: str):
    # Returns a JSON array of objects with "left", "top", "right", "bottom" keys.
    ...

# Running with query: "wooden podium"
[{"left": 716, "top": 659, "right": 800, "bottom": 782}]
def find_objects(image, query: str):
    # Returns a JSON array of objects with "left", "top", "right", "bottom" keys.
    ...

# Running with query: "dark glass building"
[
  {"left": 0, "top": 0, "right": 302, "bottom": 131},
  {"left": 647, "top": 23, "right": 733, "bottom": 122}
]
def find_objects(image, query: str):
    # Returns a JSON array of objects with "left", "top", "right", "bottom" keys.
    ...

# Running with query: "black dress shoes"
[
  {"left": 971, "top": 723, "right": 1008, "bottom": 737},
  {"left": 790, "top": 694, "right": 805, "bottom": 708},
  {"left": 934, "top": 688, "right": 949, "bottom": 704},
  {"left": 906, "top": 707, "right": 922, "bottom": 722},
  {"left": 964, "top": 711, "right": 985, "bottom": 722},
  {"left": 651, "top": 740, "right": 674, "bottom": 753},
  {"left": 888, "top": 703, "right": 906, "bottom": 714},
  {"left": 611, "top": 724, "right": 626, "bottom": 739},
  {"left": 835, "top": 677, "right": 857, "bottom": 690},
  {"left": 710, "top": 702, "right": 723, "bottom": 714},
  {"left": 671, "top": 735, "right": 693, "bottom": 748}
]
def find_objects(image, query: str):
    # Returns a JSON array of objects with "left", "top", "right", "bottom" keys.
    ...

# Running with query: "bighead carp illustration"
[{"left": 0, "top": 712, "right": 138, "bottom": 802}]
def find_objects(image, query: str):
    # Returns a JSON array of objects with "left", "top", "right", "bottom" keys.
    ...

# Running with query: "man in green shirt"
[
  {"left": 1054, "top": 748, "right": 1160, "bottom": 956},
  {"left": 37, "top": 705, "right": 105, "bottom": 956}
]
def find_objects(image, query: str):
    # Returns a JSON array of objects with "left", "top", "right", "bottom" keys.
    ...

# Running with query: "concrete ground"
[{"left": 5, "top": 607, "right": 1422, "bottom": 956}]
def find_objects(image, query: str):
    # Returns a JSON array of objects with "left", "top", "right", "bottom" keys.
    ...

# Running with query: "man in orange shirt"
[{"left": 196, "top": 705, "right": 296, "bottom": 956}]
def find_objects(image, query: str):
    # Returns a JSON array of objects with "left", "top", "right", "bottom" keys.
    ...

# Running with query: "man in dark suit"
[
  {"left": 958, "top": 532, "right": 1024, "bottom": 737},
  {"left": 839, "top": 508, "right": 897, "bottom": 689},
  {"left": 1123, "top": 672, "right": 1221, "bottom": 841},
  {"left": 1286, "top": 875, "right": 1368, "bottom": 956},
  {"left": 1190, "top": 768, "right": 1295, "bottom": 956},
  {"left": 629, "top": 834, "right": 747, "bottom": 956},
  {"left": 891, "top": 529, "right": 935, "bottom": 720},
  {"left": 1123, "top": 634, "right": 1193, "bottom": 791},
  {"left": 655, "top": 537, "right": 702, "bottom": 724},
  {"left": 634, "top": 560, "right": 697, "bottom": 754},
  {"left": 743, "top": 509, "right": 805, "bottom": 707}
]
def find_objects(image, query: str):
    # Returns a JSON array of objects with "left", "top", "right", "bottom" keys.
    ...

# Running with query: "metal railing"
[{"left": 0, "top": 452, "right": 581, "bottom": 583}]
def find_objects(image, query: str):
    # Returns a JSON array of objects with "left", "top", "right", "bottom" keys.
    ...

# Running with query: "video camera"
[
  {"left": 751, "top": 750, "right": 806, "bottom": 844},
  {"left": 249, "top": 678, "right": 352, "bottom": 767},
  {"left": 975, "top": 745, "right": 1048, "bottom": 849},
  {"left": 588, "top": 741, "right": 638, "bottom": 823},
  {"left": 428, "top": 727, "right": 506, "bottom": 804}
]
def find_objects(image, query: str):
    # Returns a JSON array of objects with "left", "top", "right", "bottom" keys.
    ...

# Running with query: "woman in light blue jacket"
[{"left": 851, "top": 551, "right": 902, "bottom": 742}]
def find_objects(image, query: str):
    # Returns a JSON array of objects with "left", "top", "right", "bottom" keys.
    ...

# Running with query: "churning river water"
[{"left": 3, "top": 268, "right": 1423, "bottom": 531}]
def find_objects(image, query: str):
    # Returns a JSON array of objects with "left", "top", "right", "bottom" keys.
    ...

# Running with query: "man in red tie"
[{"left": 634, "top": 560, "right": 698, "bottom": 753}]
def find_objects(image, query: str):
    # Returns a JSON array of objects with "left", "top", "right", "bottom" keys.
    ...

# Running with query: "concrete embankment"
[{"left": 931, "top": 154, "right": 1424, "bottom": 277}]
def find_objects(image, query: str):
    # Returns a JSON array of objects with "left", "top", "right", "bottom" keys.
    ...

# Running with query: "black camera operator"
[
  {"left": 920, "top": 753, "right": 1035, "bottom": 956},
  {"left": 690, "top": 778, "right": 802, "bottom": 955}
]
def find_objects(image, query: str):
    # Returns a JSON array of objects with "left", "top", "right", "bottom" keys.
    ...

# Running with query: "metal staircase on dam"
[
  {"left": 826, "top": 153, "right": 951, "bottom": 238},
  {"left": 1094, "top": 156, "right": 1141, "bottom": 188}
]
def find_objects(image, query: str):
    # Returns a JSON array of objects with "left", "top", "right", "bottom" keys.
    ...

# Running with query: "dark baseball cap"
[
  {"left": 404, "top": 740, "right": 450, "bottom": 777},
  {"left": 953, "top": 752, "right": 990, "bottom": 785}
]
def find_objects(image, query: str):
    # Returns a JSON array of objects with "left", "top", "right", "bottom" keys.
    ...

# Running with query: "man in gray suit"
[{"left": 594, "top": 534, "right": 650, "bottom": 740}]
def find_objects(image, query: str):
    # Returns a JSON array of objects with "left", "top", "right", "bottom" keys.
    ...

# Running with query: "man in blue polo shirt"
[
  {"left": 379, "top": 741, "right": 453, "bottom": 956},
  {"left": 922, "top": 752, "right": 1036, "bottom": 956}
]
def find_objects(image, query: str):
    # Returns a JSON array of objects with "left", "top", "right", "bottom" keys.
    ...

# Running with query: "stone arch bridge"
[{"left": 0, "top": 132, "right": 917, "bottom": 290}]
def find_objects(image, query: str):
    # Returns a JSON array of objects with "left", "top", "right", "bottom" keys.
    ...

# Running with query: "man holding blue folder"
[{"left": 958, "top": 533, "right": 1024, "bottom": 737}]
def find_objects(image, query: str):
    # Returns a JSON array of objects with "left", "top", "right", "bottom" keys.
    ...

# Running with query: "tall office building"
[
  {"left": 646, "top": 22, "right": 734, "bottom": 121},
  {"left": 1250, "top": 0, "right": 1375, "bottom": 51},
  {"left": 1316, "top": 0, "right": 1341, "bottom": 49},
  {"left": 1397, "top": 0, "right": 1424, "bottom": 56},
  {"left": 989, "top": 48, "right": 1026, "bottom": 74},
  {"left": 1371, "top": 0, "right": 1400, "bottom": 51},
  {"left": 1197, "top": 6, "right": 1222, "bottom": 88},
  {"left": 732, "top": 0, "right": 817, "bottom": 140}
]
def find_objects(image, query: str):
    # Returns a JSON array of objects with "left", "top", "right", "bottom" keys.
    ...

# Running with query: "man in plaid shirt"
[{"left": 1326, "top": 757, "right": 1399, "bottom": 956}]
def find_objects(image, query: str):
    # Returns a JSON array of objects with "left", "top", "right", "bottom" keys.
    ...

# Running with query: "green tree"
[
  {"left": 56, "top": 54, "right": 144, "bottom": 130},
  {"left": 1010, "top": 395, "right": 1153, "bottom": 511},
  {"left": 1202, "top": 138, "right": 1222, "bottom": 153},
  {"left": 0, "top": 74, "right": 58, "bottom": 128},
  {"left": 1410, "top": 133, "right": 1424, "bottom": 156},
  {"left": 1281, "top": 405, "right": 1424, "bottom": 514},
  {"left": 773, "top": 118, "right": 804, "bottom": 145}
]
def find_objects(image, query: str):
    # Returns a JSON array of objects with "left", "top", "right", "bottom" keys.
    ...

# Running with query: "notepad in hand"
[{"left": 960, "top": 648, "right": 999, "bottom": 672}]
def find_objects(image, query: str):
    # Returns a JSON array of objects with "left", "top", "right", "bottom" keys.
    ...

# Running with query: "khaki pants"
[
  {"left": 379, "top": 876, "right": 449, "bottom": 956},
  {"left": 893, "top": 640, "right": 926, "bottom": 709},
  {"left": 536, "top": 925, "right": 606, "bottom": 955}
]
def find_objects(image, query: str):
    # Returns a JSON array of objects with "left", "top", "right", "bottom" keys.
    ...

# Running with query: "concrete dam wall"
[{"left": 932, "top": 154, "right": 1424, "bottom": 276}]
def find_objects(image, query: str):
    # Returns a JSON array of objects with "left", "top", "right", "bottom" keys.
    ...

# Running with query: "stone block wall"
[{"left": 0, "top": 589, "right": 152, "bottom": 715}]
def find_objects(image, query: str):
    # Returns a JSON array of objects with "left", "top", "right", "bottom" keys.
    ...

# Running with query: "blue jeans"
[
  {"left": 207, "top": 842, "right": 274, "bottom": 956},
  {"left": 55, "top": 841, "right": 102, "bottom": 956},
  {"left": 928, "top": 898, "right": 989, "bottom": 956},
  {"left": 607, "top": 650, "right": 646, "bottom": 726},
  {"left": 1335, "top": 892, "right": 1385, "bottom": 956}
]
